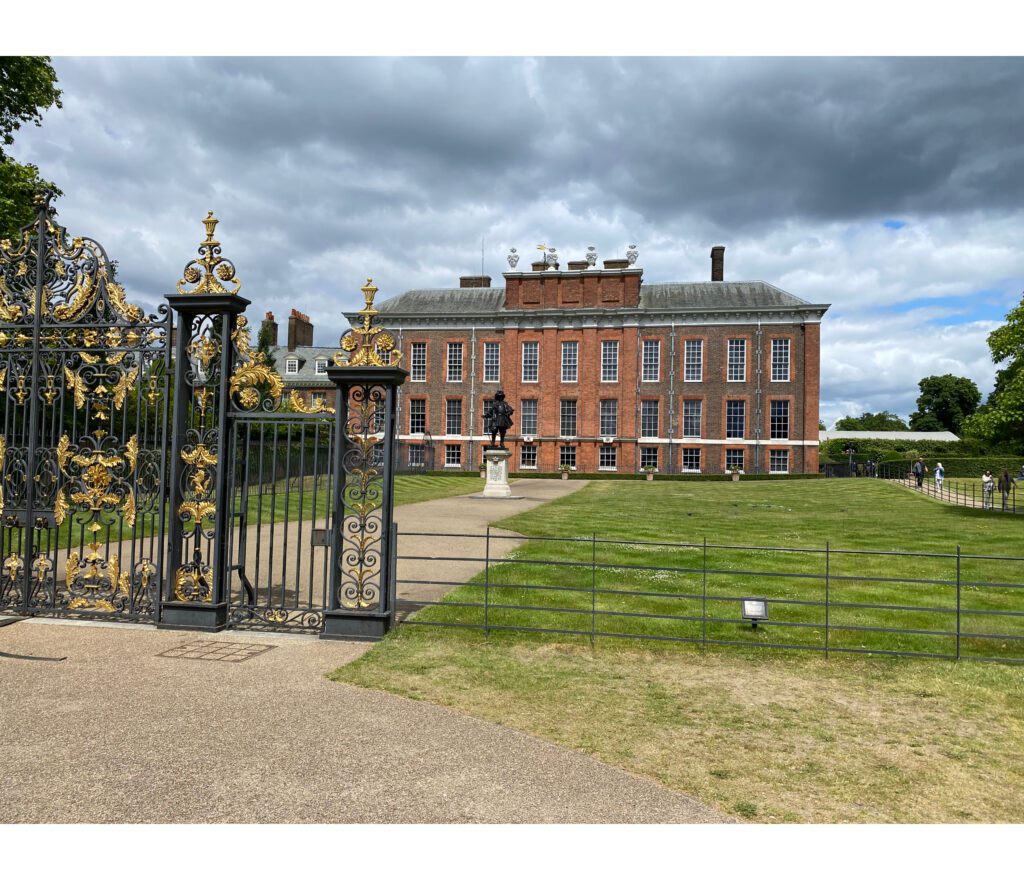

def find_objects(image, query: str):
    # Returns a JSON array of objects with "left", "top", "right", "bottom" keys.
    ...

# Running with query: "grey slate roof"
[
  {"left": 370, "top": 281, "right": 820, "bottom": 317},
  {"left": 375, "top": 288, "right": 505, "bottom": 315},
  {"left": 270, "top": 345, "right": 335, "bottom": 387},
  {"left": 639, "top": 281, "right": 812, "bottom": 310}
]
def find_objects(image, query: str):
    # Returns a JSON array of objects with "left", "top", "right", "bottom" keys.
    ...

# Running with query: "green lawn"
[
  {"left": 332, "top": 479, "right": 1024, "bottom": 823},
  {"left": 387, "top": 479, "right": 1024, "bottom": 661},
  {"left": 238, "top": 473, "right": 481, "bottom": 523}
]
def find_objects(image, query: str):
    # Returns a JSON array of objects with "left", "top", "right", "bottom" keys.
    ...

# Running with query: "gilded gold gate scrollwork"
[{"left": 0, "top": 191, "right": 166, "bottom": 619}]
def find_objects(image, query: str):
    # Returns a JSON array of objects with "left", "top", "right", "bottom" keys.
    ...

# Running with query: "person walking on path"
[
  {"left": 912, "top": 458, "right": 927, "bottom": 489},
  {"left": 982, "top": 469, "right": 996, "bottom": 510},
  {"left": 935, "top": 462, "right": 945, "bottom": 494},
  {"left": 998, "top": 469, "right": 1016, "bottom": 511}
]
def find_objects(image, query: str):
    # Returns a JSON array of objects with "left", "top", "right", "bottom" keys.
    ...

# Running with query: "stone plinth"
[{"left": 482, "top": 447, "right": 512, "bottom": 498}]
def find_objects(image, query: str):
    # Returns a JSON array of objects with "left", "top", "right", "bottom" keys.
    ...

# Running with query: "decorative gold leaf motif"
[
  {"left": 112, "top": 368, "right": 138, "bottom": 410},
  {"left": 229, "top": 315, "right": 284, "bottom": 408},
  {"left": 0, "top": 434, "right": 5, "bottom": 516},
  {"left": 106, "top": 281, "right": 144, "bottom": 322},
  {"left": 53, "top": 486, "right": 68, "bottom": 525},
  {"left": 122, "top": 489, "right": 136, "bottom": 528},
  {"left": 55, "top": 434, "right": 72, "bottom": 472},
  {"left": 181, "top": 444, "right": 218, "bottom": 469},
  {"left": 334, "top": 279, "right": 402, "bottom": 368},
  {"left": 124, "top": 435, "right": 138, "bottom": 471},
  {"left": 288, "top": 390, "right": 335, "bottom": 414}
]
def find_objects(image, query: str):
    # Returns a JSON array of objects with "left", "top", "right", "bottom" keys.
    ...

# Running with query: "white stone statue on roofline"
[
  {"left": 507, "top": 248, "right": 519, "bottom": 269},
  {"left": 626, "top": 244, "right": 639, "bottom": 265},
  {"left": 586, "top": 246, "right": 597, "bottom": 267}
]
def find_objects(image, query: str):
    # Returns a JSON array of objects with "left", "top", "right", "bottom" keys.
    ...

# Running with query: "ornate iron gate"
[
  {"left": 0, "top": 197, "right": 405, "bottom": 639},
  {"left": 0, "top": 192, "right": 170, "bottom": 620}
]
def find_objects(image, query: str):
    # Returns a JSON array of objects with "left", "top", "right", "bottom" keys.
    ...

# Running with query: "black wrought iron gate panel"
[
  {"left": 225, "top": 412, "right": 335, "bottom": 630},
  {"left": 0, "top": 193, "right": 170, "bottom": 620}
]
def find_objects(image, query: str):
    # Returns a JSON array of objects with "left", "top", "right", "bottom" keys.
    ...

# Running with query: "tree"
[
  {"left": 834, "top": 411, "right": 908, "bottom": 431},
  {"left": 962, "top": 292, "right": 1024, "bottom": 449},
  {"left": 908, "top": 374, "right": 980, "bottom": 434},
  {"left": 0, "top": 57, "right": 62, "bottom": 241}
]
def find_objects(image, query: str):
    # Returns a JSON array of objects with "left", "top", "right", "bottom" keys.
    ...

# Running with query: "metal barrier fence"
[
  {"left": 396, "top": 530, "right": 1024, "bottom": 664},
  {"left": 877, "top": 462, "right": 1019, "bottom": 514}
]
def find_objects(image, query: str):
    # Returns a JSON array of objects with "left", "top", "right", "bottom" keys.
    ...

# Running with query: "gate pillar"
[
  {"left": 322, "top": 280, "right": 407, "bottom": 641},
  {"left": 159, "top": 213, "right": 247, "bottom": 632}
]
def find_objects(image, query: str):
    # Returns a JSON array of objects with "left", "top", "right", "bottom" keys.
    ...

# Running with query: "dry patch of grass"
[{"left": 331, "top": 632, "right": 1024, "bottom": 823}]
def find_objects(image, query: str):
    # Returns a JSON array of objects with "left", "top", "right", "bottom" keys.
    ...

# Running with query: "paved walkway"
[{"left": 0, "top": 479, "right": 728, "bottom": 824}]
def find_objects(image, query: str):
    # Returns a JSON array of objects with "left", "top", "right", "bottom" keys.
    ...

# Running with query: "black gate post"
[
  {"left": 322, "top": 279, "right": 407, "bottom": 641},
  {"left": 159, "top": 213, "right": 247, "bottom": 632}
]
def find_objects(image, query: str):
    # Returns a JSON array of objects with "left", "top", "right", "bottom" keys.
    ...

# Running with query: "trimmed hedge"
[
  {"left": 403, "top": 469, "right": 824, "bottom": 481},
  {"left": 877, "top": 457, "right": 1024, "bottom": 479},
  {"left": 510, "top": 471, "right": 825, "bottom": 482}
]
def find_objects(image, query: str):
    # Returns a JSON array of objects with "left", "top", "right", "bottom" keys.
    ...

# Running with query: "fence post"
[
  {"left": 956, "top": 544, "right": 961, "bottom": 661},
  {"left": 484, "top": 525, "right": 490, "bottom": 639},
  {"left": 591, "top": 532, "right": 597, "bottom": 649},
  {"left": 702, "top": 536, "right": 708, "bottom": 652},
  {"left": 825, "top": 540, "right": 830, "bottom": 659}
]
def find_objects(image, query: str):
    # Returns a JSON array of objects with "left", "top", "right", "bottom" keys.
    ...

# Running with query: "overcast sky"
[{"left": 9, "top": 55, "right": 1024, "bottom": 427}]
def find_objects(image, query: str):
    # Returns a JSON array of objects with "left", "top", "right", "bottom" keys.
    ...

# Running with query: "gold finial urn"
[
  {"left": 335, "top": 278, "right": 402, "bottom": 368},
  {"left": 176, "top": 211, "right": 241, "bottom": 296}
]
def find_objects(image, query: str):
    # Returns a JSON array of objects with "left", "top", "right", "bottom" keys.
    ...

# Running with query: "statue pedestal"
[{"left": 482, "top": 447, "right": 512, "bottom": 498}]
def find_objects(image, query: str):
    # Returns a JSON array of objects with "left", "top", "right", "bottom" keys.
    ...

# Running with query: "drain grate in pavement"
[{"left": 158, "top": 641, "right": 275, "bottom": 663}]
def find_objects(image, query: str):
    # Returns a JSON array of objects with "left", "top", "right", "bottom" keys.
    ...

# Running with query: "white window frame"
[
  {"left": 770, "top": 399, "right": 790, "bottom": 440},
  {"left": 560, "top": 399, "right": 577, "bottom": 438},
  {"left": 771, "top": 338, "right": 791, "bottom": 382},
  {"left": 599, "top": 399, "right": 618, "bottom": 437},
  {"left": 520, "top": 399, "right": 538, "bottom": 436},
  {"left": 727, "top": 339, "right": 746, "bottom": 383},
  {"left": 483, "top": 342, "right": 500, "bottom": 383},
  {"left": 446, "top": 343, "right": 463, "bottom": 383},
  {"left": 314, "top": 359, "right": 327, "bottom": 376},
  {"left": 408, "top": 445, "right": 425, "bottom": 467},
  {"left": 639, "top": 447, "right": 659, "bottom": 471},
  {"left": 682, "top": 399, "right": 702, "bottom": 439},
  {"left": 642, "top": 339, "right": 660, "bottom": 382},
  {"left": 725, "top": 448, "right": 745, "bottom": 473},
  {"left": 726, "top": 400, "right": 745, "bottom": 439},
  {"left": 444, "top": 444, "right": 462, "bottom": 468},
  {"left": 561, "top": 341, "right": 578, "bottom": 383},
  {"left": 445, "top": 399, "right": 462, "bottom": 436},
  {"left": 409, "top": 399, "right": 426, "bottom": 434},
  {"left": 681, "top": 448, "right": 701, "bottom": 473},
  {"left": 601, "top": 340, "right": 619, "bottom": 383},
  {"left": 640, "top": 399, "right": 659, "bottom": 438},
  {"left": 410, "top": 342, "right": 427, "bottom": 382},
  {"left": 519, "top": 444, "right": 538, "bottom": 469},
  {"left": 599, "top": 444, "right": 617, "bottom": 471},
  {"left": 285, "top": 358, "right": 299, "bottom": 375},
  {"left": 769, "top": 449, "right": 790, "bottom": 474},
  {"left": 683, "top": 339, "right": 703, "bottom": 383},
  {"left": 310, "top": 391, "right": 327, "bottom": 406},
  {"left": 559, "top": 446, "right": 577, "bottom": 470},
  {"left": 522, "top": 341, "right": 539, "bottom": 383}
]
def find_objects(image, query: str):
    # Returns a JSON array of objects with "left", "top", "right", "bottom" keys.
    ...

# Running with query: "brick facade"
[{"left": 354, "top": 248, "right": 829, "bottom": 475}]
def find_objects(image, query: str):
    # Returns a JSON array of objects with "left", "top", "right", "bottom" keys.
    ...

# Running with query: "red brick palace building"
[{"left": 341, "top": 245, "right": 828, "bottom": 475}]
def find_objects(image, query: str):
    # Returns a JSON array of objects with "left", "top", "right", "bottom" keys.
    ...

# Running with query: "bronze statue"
[{"left": 484, "top": 389, "right": 514, "bottom": 448}]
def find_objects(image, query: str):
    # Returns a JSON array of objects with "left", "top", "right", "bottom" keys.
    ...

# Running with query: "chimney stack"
[
  {"left": 287, "top": 308, "right": 313, "bottom": 352},
  {"left": 459, "top": 275, "right": 492, "bottom": 288},
  {"left": 711, "top": 245, "right": 725, "bottom": 282},
  {"left": 261, "top": 311, "right": 278, "bottom": 347}
]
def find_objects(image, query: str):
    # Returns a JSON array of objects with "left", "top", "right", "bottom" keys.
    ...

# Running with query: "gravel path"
[
  {"left": 0, "top": 478, "right": 727, "bottom": 824},
  {"left": 0, "top": 620, "right": 725, "bottom": 823}
]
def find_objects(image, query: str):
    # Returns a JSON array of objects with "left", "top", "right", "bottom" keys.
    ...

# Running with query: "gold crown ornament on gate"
[{"left": 334, "top": 279, "right": 401, "bottom": 367}]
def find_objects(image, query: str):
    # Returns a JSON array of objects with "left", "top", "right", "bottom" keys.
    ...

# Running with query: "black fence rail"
[
  {"left": 877, "top": 461, "right": 1019, "bottom": 514},
  {"left": 396, "top": 530, "right": 1024, "bottom": 665}
]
